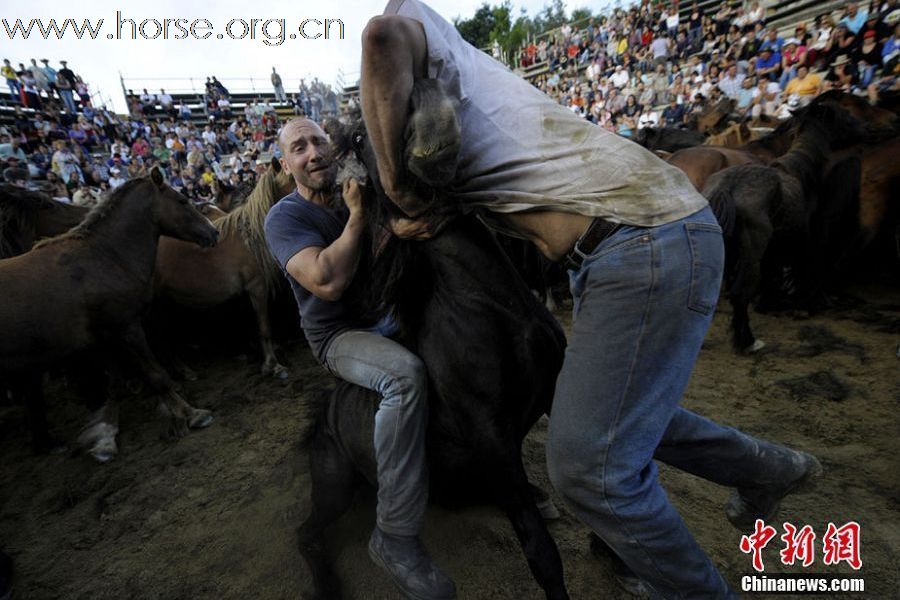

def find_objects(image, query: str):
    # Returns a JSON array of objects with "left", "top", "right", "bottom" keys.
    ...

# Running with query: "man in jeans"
[
  {"left": 359, "top": 1, "right": 822, "bottom": 597},
  {"left": 263, "top": 118, "right": 455, "bottom": 600}
]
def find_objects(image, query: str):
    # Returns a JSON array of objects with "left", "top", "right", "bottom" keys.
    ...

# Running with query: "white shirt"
[{"left": 384, "top": 0, "right": 706, "bottom": 226}]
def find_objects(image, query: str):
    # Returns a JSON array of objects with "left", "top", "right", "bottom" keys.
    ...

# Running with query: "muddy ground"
[{"left": 1, "top": 281, "right": 898, "bottom": 600}]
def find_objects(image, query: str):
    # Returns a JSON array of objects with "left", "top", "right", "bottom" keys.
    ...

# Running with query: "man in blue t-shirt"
[{"left": 264, "top": 118, "right": 455, "bottom": 600}]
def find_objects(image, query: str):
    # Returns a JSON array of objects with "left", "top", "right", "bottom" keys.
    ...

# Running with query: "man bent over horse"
[
  {"left": 359, "top": 0, "right": 822, "bottom": 597},
  {"left": 264, "top": 118, "right": 455, "bottom": 600}
]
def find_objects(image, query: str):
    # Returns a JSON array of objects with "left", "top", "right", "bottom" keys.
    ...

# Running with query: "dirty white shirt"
[{"left": 383, "top": 0, "right": 707, "bottom": 227}]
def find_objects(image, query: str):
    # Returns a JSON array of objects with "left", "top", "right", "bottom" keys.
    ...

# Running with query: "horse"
[
  {"left": 298, "top": 92, "right": 570, "bottom": 599},
  {"left": 701, "top": 103, "right": 867, "bottom": 353},
  {"left": 153, "top": 159, "right": 296, "bottom": 378},
  {"left": 632, "top": 126, "right": 706, "bottom": 152},
  {"left": 0, "top": 168, "right": 219, "bottom": 460},
  {"left": 669, "top": 91, "right": 899, "bottom": 192},
  {"left": 0, "top": 185, "right": 88, "bottom": 258}
]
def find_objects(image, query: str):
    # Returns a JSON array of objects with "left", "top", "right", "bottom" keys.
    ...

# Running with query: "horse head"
[{"left": 149, "top": 167, "right": 218, "bottom": 248}]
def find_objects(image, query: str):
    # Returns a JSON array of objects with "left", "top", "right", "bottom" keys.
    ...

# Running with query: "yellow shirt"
[
  {"left": 617, "top": 38, "right": 628, "bottom": 55},
  {"left": 785, "top": 73, "right": 822, "bottom": 97}
]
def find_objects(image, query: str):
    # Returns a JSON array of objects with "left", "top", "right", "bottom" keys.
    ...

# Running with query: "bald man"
[{"left": 263, "top": 119, "right": 456, "bottom": 600}]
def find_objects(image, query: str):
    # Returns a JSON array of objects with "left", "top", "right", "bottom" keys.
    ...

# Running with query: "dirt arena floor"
[{"left": 1, "top": 279, "right": 898, "bottom": 600}]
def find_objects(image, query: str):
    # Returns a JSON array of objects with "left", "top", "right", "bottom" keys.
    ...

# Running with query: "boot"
[
  {"left": 368, "top": 527, "right": 456, "bottom": 600},
  {"left": 726, "top": 450, "right": 823, "bottom": 530}
]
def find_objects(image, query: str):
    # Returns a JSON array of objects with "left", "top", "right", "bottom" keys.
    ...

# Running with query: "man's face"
[{"left": 279, "top": 119, "right": 336, "bottom": 195}]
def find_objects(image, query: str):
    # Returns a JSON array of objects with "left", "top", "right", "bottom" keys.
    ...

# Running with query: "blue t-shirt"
[{"left": 264, "top": 190, "right": 390, "bottom": 362}]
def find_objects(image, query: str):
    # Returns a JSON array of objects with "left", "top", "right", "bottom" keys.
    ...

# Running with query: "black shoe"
[
  {"left": 368, "top": 527, "right": 457, "bottom": 600},
  {"left": 726, "top": 450, "right": 823, "bottom": 530}
]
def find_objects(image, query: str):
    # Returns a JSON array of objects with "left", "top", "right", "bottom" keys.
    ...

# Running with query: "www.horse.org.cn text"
[{"left": 2, "top": 12, "right": 346, "bottom": 46}]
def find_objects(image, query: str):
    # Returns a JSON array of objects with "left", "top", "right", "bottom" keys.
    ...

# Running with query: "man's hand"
[
  {"left": 388, "top": 212, "right": 451, "bottom": 240},
  {"left": 342, "top": 178, "right": 364, "bottom": 216}
]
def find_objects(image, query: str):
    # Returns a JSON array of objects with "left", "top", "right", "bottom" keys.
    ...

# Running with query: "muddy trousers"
[
  {"left": 547, "top": 206, "right": 788, "bottom": 599},
  {"left": 324, "top": 330, "right": 429, "bottom": 537}
]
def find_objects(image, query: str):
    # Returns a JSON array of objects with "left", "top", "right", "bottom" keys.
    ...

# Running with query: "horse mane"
[
  {"left": 770, "top": 105, "right": 844, "bottom": 193},
  {"left": 215, "top": 166, "right": 293, "bottom": 293},
  {"left": 0, "top": 185, "right": 52, "bottom": 257},
  {"left": 33, "top": 179, "right": 148, "bottom": 248}
]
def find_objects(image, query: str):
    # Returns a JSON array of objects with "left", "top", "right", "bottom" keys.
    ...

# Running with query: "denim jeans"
[
  {"left": 59, "top": 88, "right": 77, "bottom": 114},
  {"left": 324, "top": 329, "right": 429, "bottom": 537},
  {"left": 547, "top": 206, "right": 773, "bottom": 598}
]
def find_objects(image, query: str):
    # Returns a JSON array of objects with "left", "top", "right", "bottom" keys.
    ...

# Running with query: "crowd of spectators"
[
  {"left": 3, "top": 0, "right": 899, "bottom": 205},
  {"left": 515, "top": 0, "right": 900, "bottom": 136},
  {"left": 0, "top": 69, "right": 336, "bottom": 207}
]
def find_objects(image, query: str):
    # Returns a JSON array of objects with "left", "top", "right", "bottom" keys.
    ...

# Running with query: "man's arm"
[
  {"left": 285, "top": 180, "right": 365, "bottom": 302},
  {"left": 360, "top": 15, "right": 429, "bottom": 217}
]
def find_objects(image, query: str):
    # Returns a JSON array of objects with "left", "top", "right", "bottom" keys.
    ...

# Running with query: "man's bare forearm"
[{"left": 360, "top": 15, "right": 430, "bottom": 217}]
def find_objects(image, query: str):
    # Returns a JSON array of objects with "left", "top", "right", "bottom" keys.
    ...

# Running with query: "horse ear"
[
  {"left": 150, "top": 166, "right": 164, "bottom": 187},
  {"left": 271, "top": 156, "right": 281, "bottom": 172}
]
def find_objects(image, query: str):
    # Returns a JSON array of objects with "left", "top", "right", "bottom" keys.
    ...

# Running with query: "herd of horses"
[{"left": 0, "top": 89, "right": 897, "bottom": 598}]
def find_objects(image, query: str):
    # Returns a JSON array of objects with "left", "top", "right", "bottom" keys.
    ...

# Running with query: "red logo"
[{"left": 823, "top": 521, "right": 862, "bottom": 570}]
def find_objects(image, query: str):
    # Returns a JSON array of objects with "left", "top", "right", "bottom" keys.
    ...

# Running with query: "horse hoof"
[
  {"left": 89, "top": 438, "right": 118, "bottom": 463},
  {"left": 188, "top": 410, "right": 214, "bottom": 429},
  {"left": 747, "top": 339, "right": 767, "bottom": 353}
]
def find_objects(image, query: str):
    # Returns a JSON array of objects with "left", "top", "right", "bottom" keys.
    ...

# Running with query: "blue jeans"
[
  {"left": 324, "top": 329, "right": 429, "bottom": 537},
  {"left": 59, "top": 88, "right": 77, "bottom": 113},
  {"left": 6, "top": 79, "right": 19, "bottom": 100},
  {"left": 547, "top": 206, "right": 771, "bottom": 598}
]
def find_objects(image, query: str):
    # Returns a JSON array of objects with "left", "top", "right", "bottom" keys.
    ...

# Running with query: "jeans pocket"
[{"left": 685, "top": 222, "right": 724, "bottom": 316}]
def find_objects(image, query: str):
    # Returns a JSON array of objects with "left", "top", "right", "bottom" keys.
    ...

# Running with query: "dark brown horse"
[
  {"left": 154, "top": 159, "right": 296, "bottom": 378},
  {"left": 0, "top": 185, "right": 88, "bottom": 258},
  {"left": 702, "top": 104, "right": 866, "bottom": 353},
  {"left": 0, "top": 169, "right": 218, "bottom": 460},
  {"left": 670, "top": 92, "right": 900, "bottom": 192}
]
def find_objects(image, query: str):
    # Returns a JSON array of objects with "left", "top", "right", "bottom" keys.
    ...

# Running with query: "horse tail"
[{"left": 705, "top": 183, "right": 738, "bottom": 240}]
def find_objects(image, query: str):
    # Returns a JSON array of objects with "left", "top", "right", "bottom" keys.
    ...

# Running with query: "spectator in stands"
[
  {"left": 841, "top": 3, "right": 869, "bottom": 35},
  {"left": 662, "top": 96, "right": 687, "bottom": 125},
  {"left": 735, "top": 76, "right": 758, "bottom": 116},
  {"left": 856, "top": 30, "right": 884, "bottom": 86},
  {"left": 747, "top": 2, "right": 766, "bottom": 30},
  {"left": 178, "top": 101, "right": 192, "bottom": 121},
  {"left": 271, "top": 67, "right": 286, "bottom": 103},
  {"left": 808, "top": 14, "right": 836, "bottom": 68},
  {"left": 108, "top": 167, "right": 126, "bottom": 189},
  {"left": 158, "top": 89, "right": 174, "bottom": 117},
  {"left": 2, "top": 59, "right": 20, "bottom": 102},
  {"left": 832, "top": 23, "right": 858, "bottom": 57},
  {"left": 783, "top": 64, "right": 823, "bottom": 106},
  {"left": 825, "top": 53, "right": 860, "bottom": 92},
  {"left": 756, "top": 47, "right": 782, "bottom": 81},
  {"left": 752, "top": 77, "right": 781, "bottom": 117},
  {"left": 45, "top": 170, "right": 69, "bottom": 198},
  {"left": 72, "top": 182, "right": 100, "bottom": 207},
  {"left": 688, "top": 2, "right": 703, "bottom": 44},
  {"left": 29, "top": 59, "right": 50, "bottom": 98},
  {"left": 140, "top": 88, "right": 156, "bottom": 116},
  {"left": 39, "top": 59, "right": 57, "bottom": 99},
  {"left": 779, "top": 38, "right": 808, "bottom": 88},
  {"left": 883, "top": 22, "right": 900, "bottom": 64},
  {"left": 718, "top": 63, "right": 745, "bottom": 99},
  {"left": 761, "top": 28, "right": 785, "bottom": 54}
]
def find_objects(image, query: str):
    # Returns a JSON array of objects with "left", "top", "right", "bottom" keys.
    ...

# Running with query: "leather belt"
[{"left": 564, "top": 217, "right": 623, "bottom": 270}]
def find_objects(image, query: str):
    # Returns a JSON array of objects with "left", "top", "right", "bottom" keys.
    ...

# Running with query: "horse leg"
[
  {"left": 493, "top": 457, "right": 568, "bottom": 600},
  {"left": 17, "top": 371, "right": 63, "bottom": 454},
  {"left": 67, "top": 362, "right": 120, "bottom": 462},
  {"left": 730, "top": 220, "right": 771, "bottom": 353},
  {"left": 247, "top": 283, "right": 288, "bottom": 379},
  {"left": 298, "top": 430, "right": 359, "bottom": 600},
  {"left": 118, "top": 324, "right": 213, "bottom": 437}
]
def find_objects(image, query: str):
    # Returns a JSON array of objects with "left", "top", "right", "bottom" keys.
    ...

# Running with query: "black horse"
[
  {"left": 702, "top": 103, "right": 867, "bottom": 352},
  {"left": 297, "top": 92, "right": 570, "bottom": 599},
  {"left": 633, "top": 126, "right": 707, "bottom": 153}
]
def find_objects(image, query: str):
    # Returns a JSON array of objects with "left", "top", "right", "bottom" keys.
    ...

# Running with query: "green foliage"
[{"left": 454, "top": 0, "right": 597, "bottom": 58}]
